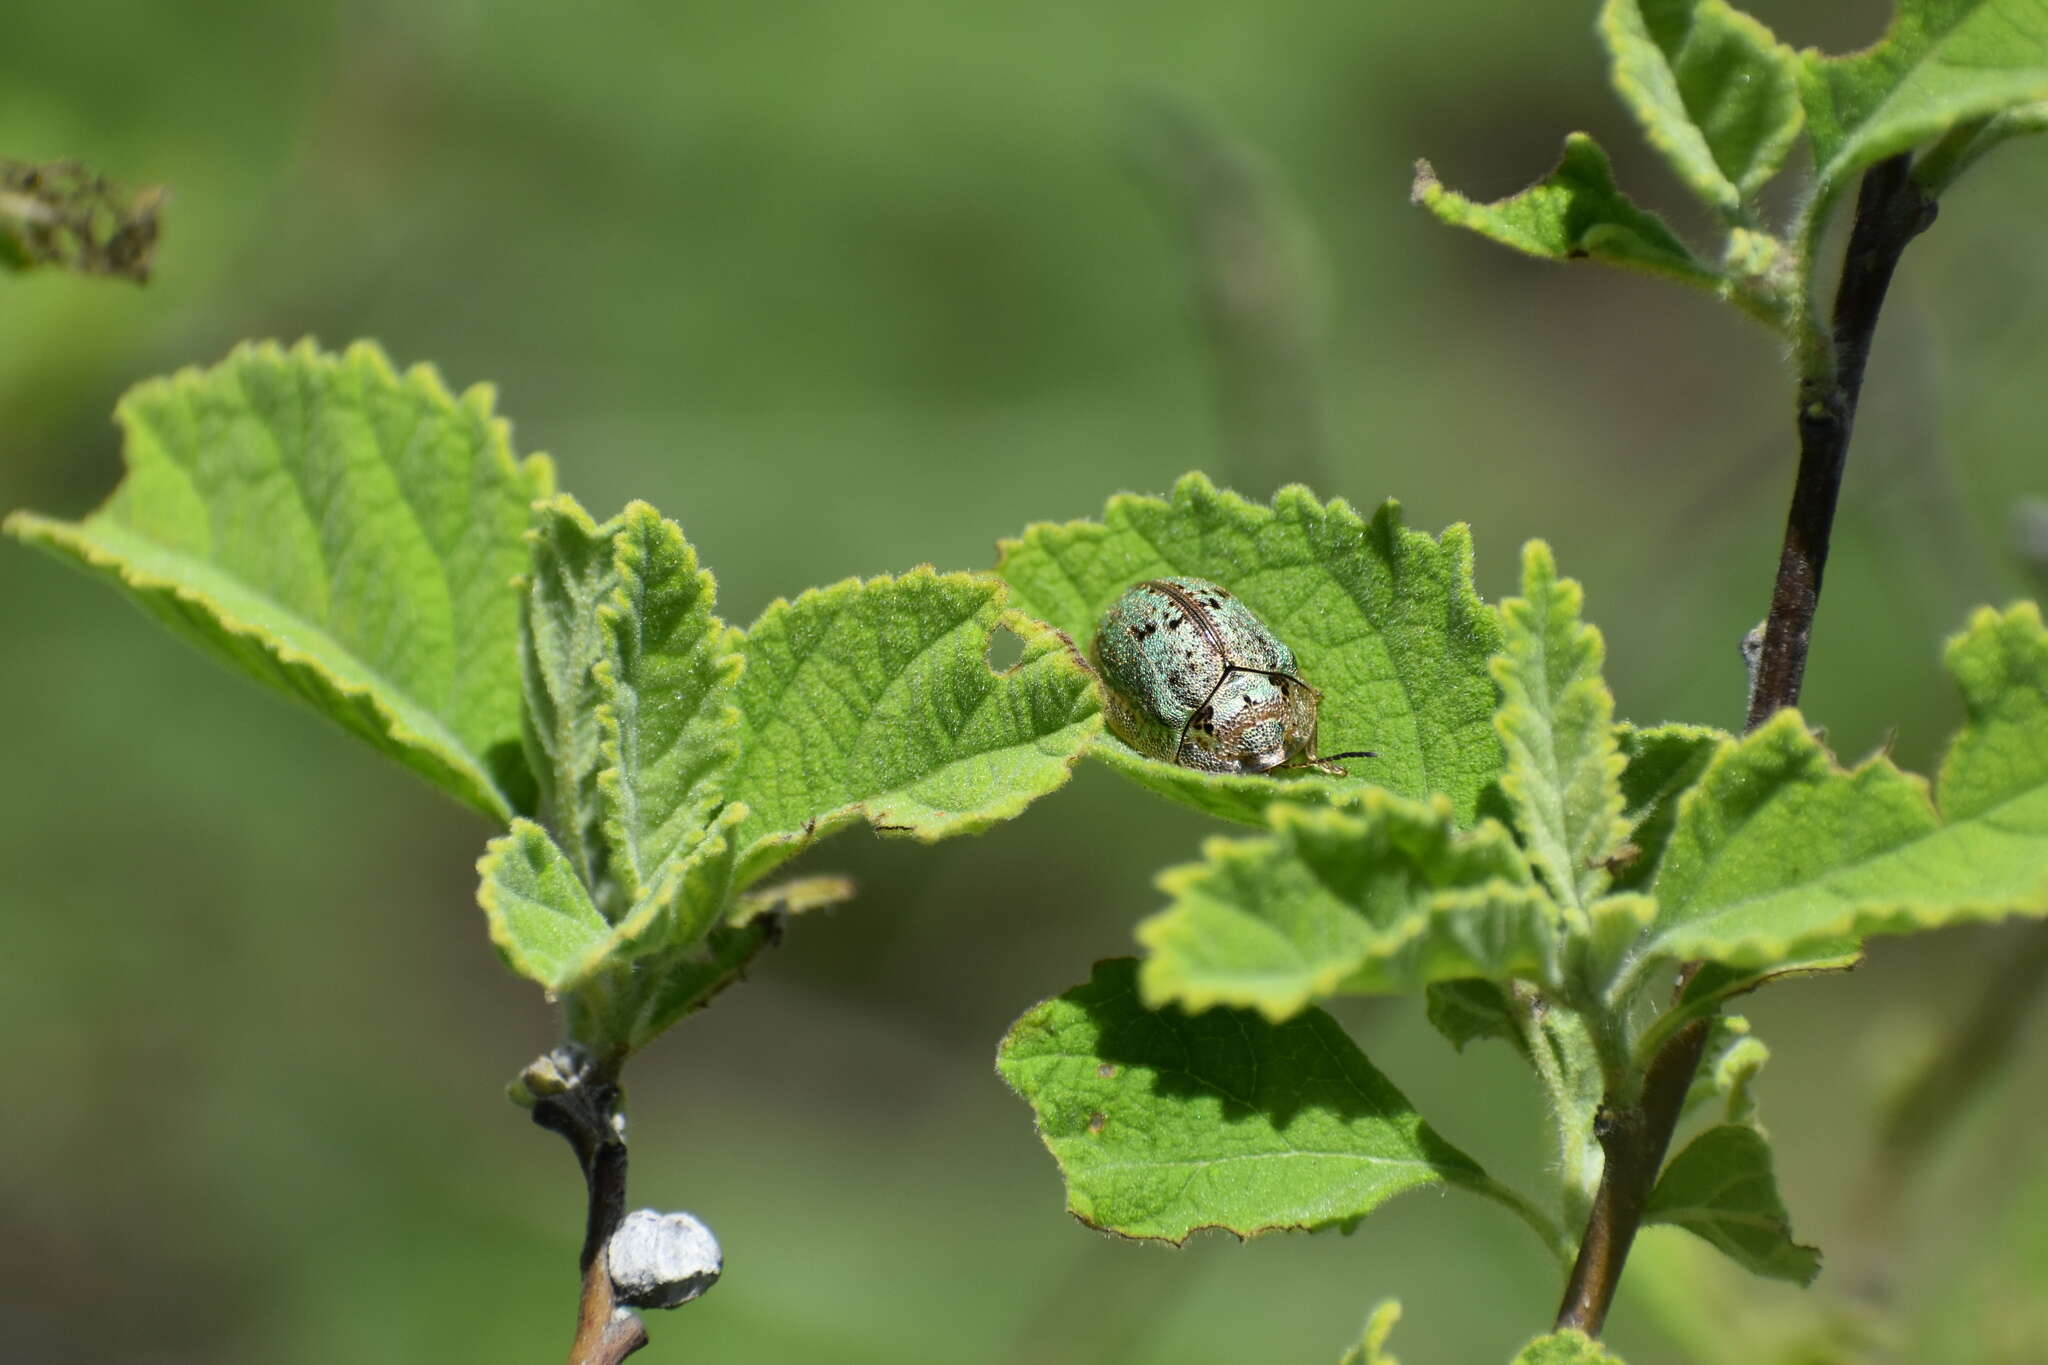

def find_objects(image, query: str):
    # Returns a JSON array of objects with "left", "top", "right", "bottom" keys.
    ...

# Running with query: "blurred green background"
[{"left": 6, "top": 2, "right": 2048, "bottom": 1361}]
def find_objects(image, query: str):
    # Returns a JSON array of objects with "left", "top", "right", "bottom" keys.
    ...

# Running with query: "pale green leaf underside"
[
  {"left": 1495, "top": 541, "right": 1629, "bottom": 914},
  {"left": 522, "top": 496, "right": 743, "bottom": 909},
  {"left": 7, "top": 340, "right": 551, "bottom": 820},
  {"left": 1647, "top": 1124, "right": 1819, "bottom": 1283},
  {"left": 1136, "top": 793, "right": 1558, "bottom": 1020},
  {"left": 1413, "top": 133, "right": 1718, "bottom": 291},
  {"left": 1512, "top": 1330, "right": 1626, "bottom": 1364},
  {"left": 478, "top": 819, "right": 609, "bottom": 991},
  {"left": 1601, "top": 0, "right": 1803, "bottom": 212},
  {"left": 730, "top": 568, "right": 1098, "bottom": 887},
  {"left": 1642, "top": 604, "right": 2048, "bottom": 970},
  {"left": 997, "top": 958, "right": 1484, "bottom": 1243},
  {"left": 997, "top": 471, "right": 1504, "bottom": 826},
  {"left": 522, "top": 498, "right": 615, "bottom": 887},
  {"left": 599, "top": 504, "right": 744, "bottom": 900},
  {"left": 1802, "top": 0, "right": 2048, "bottom": 192}
]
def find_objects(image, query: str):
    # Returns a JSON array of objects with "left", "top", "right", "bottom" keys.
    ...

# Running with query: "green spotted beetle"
[{"left": 1089, "top": 576, "right": 1373, "bottom": 776}]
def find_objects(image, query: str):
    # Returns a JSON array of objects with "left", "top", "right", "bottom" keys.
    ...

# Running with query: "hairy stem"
[
  {"left": 1553, "top": 1017, "right": 1711, "bottom": 1336},
  {"left": 1556, "top": 154, "right": 1937, "bottom": 1336},
  {"left": 1746, "top": 154, "right": 1937, "bottom": 729},
  {"left": 530, "top": 1049, "right": 647, "bottom": 1365}
]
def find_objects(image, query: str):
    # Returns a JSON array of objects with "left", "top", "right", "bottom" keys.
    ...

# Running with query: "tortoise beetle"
[{"left": 1089, "top": 576, "right": 1373, "bottom": 776}]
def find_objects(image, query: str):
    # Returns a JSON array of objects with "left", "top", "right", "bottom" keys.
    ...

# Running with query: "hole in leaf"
[{"left": 986, "top": 625, "right": 1026, "bottom": 673}]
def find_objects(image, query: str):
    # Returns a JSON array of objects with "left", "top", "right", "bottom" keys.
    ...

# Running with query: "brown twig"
[
  {"left": 1555, "top": 153, "right": 1937, "bottom": 1336},
  {"left": 529, "top": 1048, "right": 648, "bottom": 1365},
  {"left": 1746, "top": 155, "right": 1937, "bottom": 730}
]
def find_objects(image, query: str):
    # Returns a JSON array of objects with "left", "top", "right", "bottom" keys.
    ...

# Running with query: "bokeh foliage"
[{"left": 6, "top": 2, "right": 2048, "bottom": 1362}]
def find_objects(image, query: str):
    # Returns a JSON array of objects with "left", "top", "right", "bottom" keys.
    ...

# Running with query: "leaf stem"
[
  {"left": 1746, "top": 153, "right": 1937, "bottom": 729},
  {"left": 529, "top": 1048, "right": 648, "bottom": 1365},
  {"left": 1556, "top": 154, "right": 1938, "bottom": 1337}
]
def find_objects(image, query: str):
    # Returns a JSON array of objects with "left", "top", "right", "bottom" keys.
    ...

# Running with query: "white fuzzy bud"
[{"left": 608, "top": 1210, "right": 721, "bottom": 1310}]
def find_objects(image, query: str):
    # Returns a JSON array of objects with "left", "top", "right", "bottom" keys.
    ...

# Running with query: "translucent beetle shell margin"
[{"left": 1089, "top": 576, "right": 1372, "bottom": 776}]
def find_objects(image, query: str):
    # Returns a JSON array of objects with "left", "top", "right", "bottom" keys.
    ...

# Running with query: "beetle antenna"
[{"left": 1320, "top": 750, "right": 1376, "bottom": 761}]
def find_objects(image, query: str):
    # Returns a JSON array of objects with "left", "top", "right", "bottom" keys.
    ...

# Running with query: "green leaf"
[
  {"left": 1647, "top": 1124, "right": 1820, "bottom": 1284},
  {"left": 1413, "top": 133, "right": 1719, "bottom": 291},
  {"left": 1636, "top": 604, "right": 2048, "bottom": 972},
  {"left": 605, "top": 918, "right": 780, "bottom": 1052},
  {"left": 1915, "top": 98, "right": 2048, "bottom": 192},
  {"left": 596, "top": 504, "right": 743, "bottom": 899},
  {"left": 6, "top": 340, "right": 552, "bottom": 820},
  {"left": 1600, "top": 0, "right": 1804, "bottom": 213},
  {"left": 522, "top": 498, "right": 744, "bottom": 909},
  {"left": 1494, "top": 542, "right": 1630, "bottom": 916},
  {"left": 1681, "top": 1015, "right": 1769, "bottom": 1125},
  {"left": 480, "top": 802, "right": 754, "bottom": 1059},
  {"left": 997, "top": 472, "right": 1504, "bottom": 826},
  {"left": 522, "top": 497, "right": 615, "bottom": 885},
  {"left": 732, "top": 873, "right": 858, "bottom": 923},
  {"left": 1338, "top": 1300, "right": 1403, "bottom": 1365},
  {"left": 729, "top": 568, "right": 1098, "bottom": 887},
  {"left": 1512, "top": 1330, "right": 1626, "bottom": 1364},
  {"left": 477, "top": 819, "right": 609, "bottom": 992},
  {"left": 1612, "top": 722, "right": 1727, "bottom": 893},
  {"left": 1801, "top": 0, "right": 2048, "bottom": 195},
  {"left": 996, "top": 958, "right": 1486, "bottom": 1243},
  {"left": 1136, "top": 794, "right": 1559, "bottom": 1020},
  {"left": 563, "top": 806, "right": 762, "bottom": 1052},
  {"left": 1424, "top": 979, "right": 1527, "bottom": 1058}
]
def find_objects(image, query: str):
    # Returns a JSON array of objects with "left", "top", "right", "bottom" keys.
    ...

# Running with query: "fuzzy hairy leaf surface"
[
  {"left": 729, "top": 568, "right": 1097, "bottom": 886},
  {"left": 7, "top": 340, "right": 551, "bottom": 819},
  {"left": 1601, "top": 0, "right": 1803, "bottom": 213},
  {"left": 1136, "top": 793, "right": 1558, "bottom": 1020},
  {"left": 997, "top": 472, "right": 1503, "bottom": 826},
  {"left": 560, "top": 805, "right": 759, "bottom": 1052},
  {"left": 1801, "top": 0, "right": 2048, "bottom": 194},
  {"left": 1612, "top": 722, "right": 1726, "bottom": 893},
  {"left": 1495, "top": 542, "right": 1630, "bottom": 914},
  {"left": 1635, "top": 604, "right": 2048, "bottom": 971},
  {"left": 477, "top": 819, "right": 609, "bottom": 991},
  {"left": 476, "top": 806, "right": 746, "bottom": 998},
  {"left": 1647, "top": 1124, "right": 1819, "bottom": 1283},
  {"left": 1681, "top": 1016, "right": 1769, "bottom": 1126},
  {"left": 997, "top": 958, "right": 1485, "bottom": 1243},
  {"left": 522, "top": 497, "right": 743, "bottom": 908},
  {"left": 1513, "top": 1331, "right": 1626, "bottom": 1364},
  {"left": 1413, "top": 134, "right": 1718, "bottom": 291}
]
